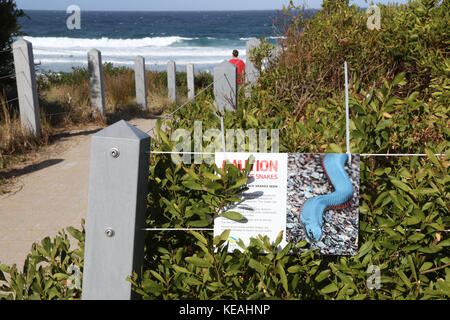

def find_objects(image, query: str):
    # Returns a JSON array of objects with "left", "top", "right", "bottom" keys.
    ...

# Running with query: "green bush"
[
  {"left": 0, "top": 222, "right": 84, "bottom": 300},
  {"left": 0, "top": 0, "right": 448, "bottom": 300},
  {"left": 0, "top": 0, "right": 25, "bottom": 117}
]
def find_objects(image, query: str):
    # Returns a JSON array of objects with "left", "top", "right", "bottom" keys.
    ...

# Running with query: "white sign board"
[
  {"left": 214, "top": 153, "right": 360, "bottom": 255},
  {"left": 214, "top": 152, "right": 288, "bottom": 251}
]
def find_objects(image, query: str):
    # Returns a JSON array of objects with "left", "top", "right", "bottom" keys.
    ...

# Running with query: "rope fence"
[
  {"left": 148, "top": 151, "right": 446, "bottom": 157},
  {"left": 145, "top": 73, "right": 223, "bottom": 135},
  {"left": 370, "top": 228, "right": 450, "bottom": 233},
  {"left": 141, "top": 228, "right": 214, "bottom": 231},
  {"left": 0, "top": 96, "right": 18, "bottom": 107},
  {"left": 142, "top": 63, "right": 447, "bottom": 235},
  {"left": 45, "top": 111, "right": 70, "bottom": 117},
  {"left": 82, "top": 49, "right": 448, "bottom": 300},
  {"left": 0, "top": 73, "right": 15, "bottom": 81},
  {"left": 360, "top": 153, "right": 446, "bottom": 157}
]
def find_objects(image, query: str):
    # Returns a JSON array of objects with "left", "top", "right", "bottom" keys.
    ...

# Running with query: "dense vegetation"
[
  {"left": 0, "top": 0, "right": 24, "bottom": 102},
  {"left": 1, "top": 0, "right": 448, "bottom": 299},
  {"left": 0, "top": 61, "right": 212, "bottom": 176}
]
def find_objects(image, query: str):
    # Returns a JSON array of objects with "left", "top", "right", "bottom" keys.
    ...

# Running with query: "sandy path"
[{"left": 0, "top": 118, "right": 156, "bottom": 268}]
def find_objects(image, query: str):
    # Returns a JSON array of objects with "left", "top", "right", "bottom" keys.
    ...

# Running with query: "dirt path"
[{"left": 0, "top": 118, "right": 156, "bottom": 268}]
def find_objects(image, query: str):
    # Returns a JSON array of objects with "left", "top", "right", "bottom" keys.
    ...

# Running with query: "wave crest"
[{"left": 23, "top": 36, "right": 192, "bottom": 49}]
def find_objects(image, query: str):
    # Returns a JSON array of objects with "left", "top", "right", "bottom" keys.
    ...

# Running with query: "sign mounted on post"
[
  {"left": 214, "top": 153, "right": 360, "bottom": 255},
  {"left": 214, "top": 152, "right": 288, "bottom": 252}
]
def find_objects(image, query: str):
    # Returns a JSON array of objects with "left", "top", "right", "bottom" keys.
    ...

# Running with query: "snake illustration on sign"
[{"left": 299, "top": 153, "right": 354, "bottom": 241}]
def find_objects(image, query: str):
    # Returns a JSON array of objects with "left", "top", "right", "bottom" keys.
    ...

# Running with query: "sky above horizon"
[{"left": 15, "top": 0, "right": 409, "bottom": 11}]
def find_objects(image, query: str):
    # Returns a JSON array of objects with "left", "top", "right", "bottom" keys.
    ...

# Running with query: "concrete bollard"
[
  {"left": 186, "top": 63, "right": 195, "bottom": 101},
  {"left": 134, "top": 56, "right": 147, "bottom": 109},
  {"left": 214, "top": 60, "right": 237, "bottom": 112},
  {"left": 88, "top": 49, "right": 106, "bottom": 116},
  {"left": 245, "top": 38, "right": 261, "bottom": 85},
  {"left": 82, "top": 120, "right": 151, "bottom": 300},
  {"left": 12, "top": 39, "right": 41, "bottom": 138},
  {"left": 167, "top": 60, "right": 177, "bottom": 104}
]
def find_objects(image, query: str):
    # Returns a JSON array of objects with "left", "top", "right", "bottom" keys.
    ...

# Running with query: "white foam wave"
[
  {"left": 240, "top": 36, "right": 285, "bottom": 41},
  {"left": 38, "top": 58, "right": 227, "bottom": 66},
  {"left": 34, "top": 47, "right": 236, "bottom": 58},
  {"left": 25, "top": 36, "right": 248, "bottom": 71},
  {"left": 24, "top": 36, "right": 192, "bottom": 49}
]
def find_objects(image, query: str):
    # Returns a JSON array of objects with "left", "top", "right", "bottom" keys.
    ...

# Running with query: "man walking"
[{"left": 229, "top": 49, "right": 246, "bottom": 84}]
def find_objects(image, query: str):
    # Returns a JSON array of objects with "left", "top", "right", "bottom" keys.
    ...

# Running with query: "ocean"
[{"left": 18, "top": 10, "right": 284, "bottom": 73}]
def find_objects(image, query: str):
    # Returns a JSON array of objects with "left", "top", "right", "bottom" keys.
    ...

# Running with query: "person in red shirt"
[{"left": 229, "top": 49, "right": 246, "bottom": 84}]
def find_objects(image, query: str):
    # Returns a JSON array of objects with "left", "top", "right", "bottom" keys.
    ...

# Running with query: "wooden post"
[
  {"left": 214, "top": 60, "right": 237, "bottom": 112},
  {"left": 167, "top": 60, "right": 177, "bottom": 104},
  {"left": 134, "top": 56, "right": 147, "bottom": 109},
  {"left": 186, "top": 63, "right": 195, "bottom": 101},
  {"left": 12, "top": 39, "right": 41, "bottom": 138},
  {"left": 88, "top": 49, "right": 105, "bottom": 116},
  {"left": 82, "top": 120, "right": 150, "bottom": 300}
]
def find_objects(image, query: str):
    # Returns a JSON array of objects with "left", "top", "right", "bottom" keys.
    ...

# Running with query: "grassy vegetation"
[
  {"left": 133, "top": 0, "right": 450, "bottom": 300},
  {"left": 0, "top": 63, "right": 213, "bottom": 192},
  {"left": 0, "top": 0, "right": 448, "bottom": 300}
]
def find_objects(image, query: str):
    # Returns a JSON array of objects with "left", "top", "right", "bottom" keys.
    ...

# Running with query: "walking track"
[{"left": 0, "top": 118, "right": 156, "bottom": 268}]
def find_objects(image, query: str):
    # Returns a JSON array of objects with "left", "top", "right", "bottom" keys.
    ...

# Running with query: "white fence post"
[
  {"left": 88, "top": 49, "right": 105, "bottom": 116},
  {"left": 12, "top": 39, "right": 41, "bottom": 138},
  {"left": 214, "top": 60, "right": 237, "bottom": 112},
  {"left": 134, "top": 56, "right": 147, "bottom": 109},
  {"left": 167, "top": 60, "right": 177, "bottom": 104},
  {"left": 82, "top": 120, "right": 151, "bottom": 300},
  {"left": 187, "top": 63, "right": 195, "bottom": 101},
  {"left": 245, "top": 38, "right": 261, "bottom": 85}
]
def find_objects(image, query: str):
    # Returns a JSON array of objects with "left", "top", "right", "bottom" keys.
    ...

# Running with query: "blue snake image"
[{"left": 299, "top": 154, "right": 354, "bottom": 241}]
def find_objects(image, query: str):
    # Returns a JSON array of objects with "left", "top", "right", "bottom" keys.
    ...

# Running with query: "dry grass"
[
  {"left": 0, "top": 68, "right": 173, "bottom": 179},
  {"left": 0, "top": 96, "right": 48, "bottom": 159}
]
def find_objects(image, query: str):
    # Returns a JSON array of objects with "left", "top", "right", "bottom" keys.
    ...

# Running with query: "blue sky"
[{"left": 15, "top": 0, "right": 409, "bottom": 11}]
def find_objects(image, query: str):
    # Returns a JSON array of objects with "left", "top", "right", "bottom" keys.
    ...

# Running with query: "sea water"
[{"left": 18, "top": 10, "right": 286, "bottom": 73}]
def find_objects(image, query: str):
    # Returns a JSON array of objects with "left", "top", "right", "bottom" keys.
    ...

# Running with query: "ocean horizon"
[{"left": 17, "top": 10, "right": 308, "bottom": 73}]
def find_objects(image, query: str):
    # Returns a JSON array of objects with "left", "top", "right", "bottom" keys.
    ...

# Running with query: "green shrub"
[
  {"left": 0, "top": 0, "right": 26, "bottom": 118},
  {"left": 1, "top": 0, "right": 448, "bottom": 300},
  {"left": 0, "top": 222, "right": 84, "bottom": 300},
  {"left": 128, "top": 149, "right": 449, "bottom": 300}
]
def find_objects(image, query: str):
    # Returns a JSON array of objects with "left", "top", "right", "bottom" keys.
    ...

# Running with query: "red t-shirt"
[{"left": 229, "top": 58, "right": 246, "bottom": 84}]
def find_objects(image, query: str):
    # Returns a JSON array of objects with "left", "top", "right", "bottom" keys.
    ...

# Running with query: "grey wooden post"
[
  {"left": 12, "top": 39, "right": 41, "bottom": 138},
  {"left": 134, "top": 56, "right": 147, "bottom": 109},
  {"left": 167, "top": 60, "right": 177, "bottom": 104},
  {"left": 186, "top": 63, "right": 195, "bottom": 101},
  {"left": 88, "top": 49, "right": 105, "bottom": 116},
  {"left": 214, "top": 61, "right": 237, "bottom": 112},
  {"left": 82, "top": 120, "right": 150, "bottom": 300},
  {"left": 245, "top": 38, "right": 261, "bottom": 85}
]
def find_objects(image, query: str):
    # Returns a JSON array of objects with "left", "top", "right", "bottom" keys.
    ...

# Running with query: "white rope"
[
  {"left": 140, "top": 227, "right": 449, "bottom": 233},
  {"left": 370, "top": 228, "right": 450, "bottom": 232},
  {"left": 147, "top": 151, "right": 215, "bottom": 155},
  {"left": 0, "top": 96, "right": 18, "bottom": 106},
  {"left": 0, "top": 73, "right": 15, "bottom": 80},
  {"left": 146, "top": 75, "right": 222, "bottom": 134},
  {"left": 360, "top": 154, "right": 445, "bottom": 157},
  {"left": 141, "top": 228, "right": 214, "bottom": 231},
  {"left": 148, "top": 151, "right": 446, "bottom": 157},
  {"left": 344, "top": 61, "right": 351, "bottom": 165}
]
